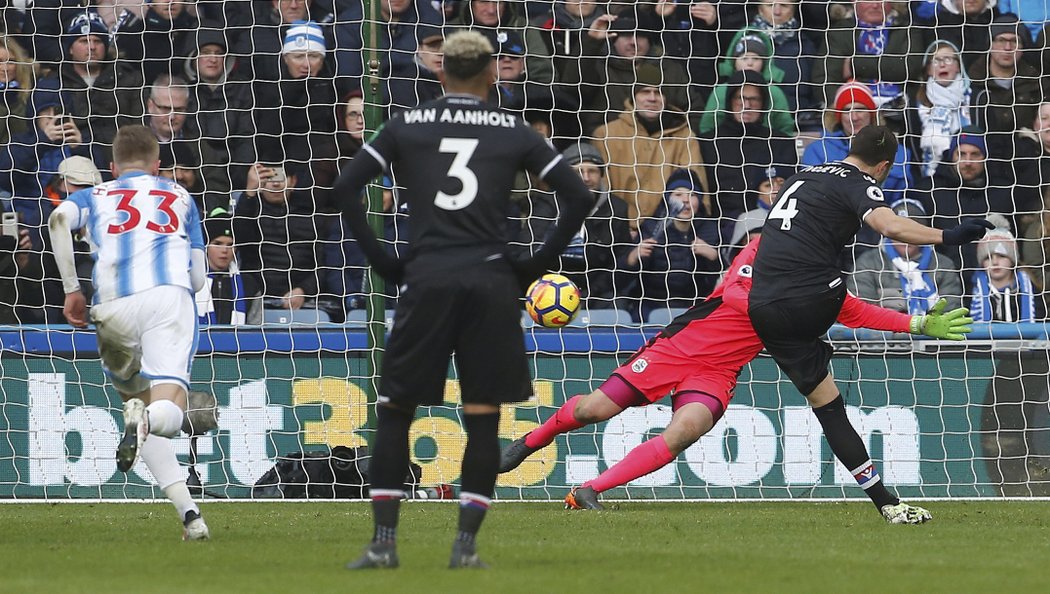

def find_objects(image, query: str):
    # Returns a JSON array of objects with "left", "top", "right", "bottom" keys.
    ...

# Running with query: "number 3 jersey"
[
  {"left": 362, "top": 94, "right": 561, "bottom": 259},
  {"left": 65, "top": 171, "right": 204, "bottom": 304},
  {"left": 751, "top": 161, "right": 887, "bottom": 306}
]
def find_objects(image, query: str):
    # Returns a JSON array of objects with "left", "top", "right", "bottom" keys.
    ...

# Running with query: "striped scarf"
[
  {"left": 196, "top": 269, "right": 248, "bottom": 326},
  {"left": 969, "top": 270, "right": 1035, "bottom": 323},
  {"left": 883, "top": 240, "right": 939, "bottom": 315}
]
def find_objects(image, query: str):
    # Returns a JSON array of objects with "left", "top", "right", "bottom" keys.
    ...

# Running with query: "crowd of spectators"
[{"left": 2, "top": 0, "right": 1050, "bottom": 326}]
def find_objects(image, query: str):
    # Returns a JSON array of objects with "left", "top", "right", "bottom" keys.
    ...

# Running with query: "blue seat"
[
  {"left": 567, "top": 308, "right": 633, "bottom": 327},
  {"left": 647, "top": 307, "right": 689, "bottom": 326},
  {"left": 344, "top": 309, "right": 395, "bottom": 329},
  {"left": 262, "top": 308, "right": 331, "bottom": 325}
]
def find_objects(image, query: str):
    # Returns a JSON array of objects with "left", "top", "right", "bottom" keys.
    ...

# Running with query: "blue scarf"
[
  {"left": 882, "top": 239, "right": 938, "bottom": 315},
  {"left": 197, "top": 270, "right": 248, "bottom": 325},
  {"left": 969, "top": 270, "right": 1035, "bottom": 322}
]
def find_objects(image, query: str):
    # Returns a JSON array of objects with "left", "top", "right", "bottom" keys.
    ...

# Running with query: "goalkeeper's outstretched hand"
[{"left": 909, "top": 298, "right": 973, "bottom": 340}]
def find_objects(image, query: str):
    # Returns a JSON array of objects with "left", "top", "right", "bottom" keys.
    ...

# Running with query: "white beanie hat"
[
  {"left": 976, "top": 214, "right": 1019, "bottom": 266},
  {"left": 283, "top": 21, "right": 326, "bottom": 55}
]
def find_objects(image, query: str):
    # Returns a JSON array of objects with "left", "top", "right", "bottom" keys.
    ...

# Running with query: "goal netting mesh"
[{"left": 2, "top": 1, "right": 1050, "bottom": 500}]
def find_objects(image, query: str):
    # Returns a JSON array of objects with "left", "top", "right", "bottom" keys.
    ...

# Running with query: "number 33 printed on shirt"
[{"left": 106, "top": 188, "right": 182, "bottom": 235}]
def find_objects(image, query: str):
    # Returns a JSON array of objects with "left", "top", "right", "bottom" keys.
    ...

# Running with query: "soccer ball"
[{"left": 525, "top": 274, "right": 580, "bottom": 328}]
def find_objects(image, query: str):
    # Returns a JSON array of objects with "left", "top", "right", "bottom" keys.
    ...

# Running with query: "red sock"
[
  {"left": 524, "top": 395, "right": 586, "bottom": 449},
  {"left": 583, "top": 435, "right": 675, "bottom": 494}
]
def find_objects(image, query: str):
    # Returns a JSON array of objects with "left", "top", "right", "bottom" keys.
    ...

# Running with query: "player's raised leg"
[
  {"left": 567, "top": 396, "right": 719, "bottom": 510},
  {"left": 500, "top": 382, "right": 631, "bottom": 473},
  {"left": 806, "top": 374, "right": 931, "bottom": 524}
]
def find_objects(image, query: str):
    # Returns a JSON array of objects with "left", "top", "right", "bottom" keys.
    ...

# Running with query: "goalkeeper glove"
[{"left": 909, "top": 298, "right": 973, "bottom": 341}]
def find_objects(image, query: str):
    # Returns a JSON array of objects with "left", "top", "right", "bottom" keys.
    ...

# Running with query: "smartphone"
[
  {"left": 2, "top": 212, "right": 18, "bottom": 238},
  {"left": 269, "top": 167, "right": 287, "bottom": 183}
]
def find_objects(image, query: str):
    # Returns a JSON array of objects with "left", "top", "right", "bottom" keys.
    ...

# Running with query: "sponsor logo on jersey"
[{"left": 631, "top": 358, "right": 648, "bottom": 373}]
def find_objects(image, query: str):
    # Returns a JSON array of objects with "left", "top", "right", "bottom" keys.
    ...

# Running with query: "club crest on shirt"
[{"left": 631, "top": 358, "right": 648, "bottom": 373}]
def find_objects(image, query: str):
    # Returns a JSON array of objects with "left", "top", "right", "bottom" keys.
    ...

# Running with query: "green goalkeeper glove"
[{"left": 909, "top": 298, "right": 974, "bottom": 341}]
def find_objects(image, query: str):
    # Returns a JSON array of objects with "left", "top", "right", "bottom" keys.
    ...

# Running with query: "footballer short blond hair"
[{"left": 441, "top": 30, "right": 494, "bottom": 81}]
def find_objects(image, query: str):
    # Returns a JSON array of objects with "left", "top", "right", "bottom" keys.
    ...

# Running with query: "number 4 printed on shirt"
[{"left": 768, "top": 180, "right": 804, "bottom": 231}]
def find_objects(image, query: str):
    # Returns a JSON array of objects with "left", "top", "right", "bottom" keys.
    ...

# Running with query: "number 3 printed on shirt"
[
  {"left": 434, "top": 138, "right": 479, "bottom": 210},
  {"left": 768, "top": 180, "right": 805, "bottom": 231},
  {"left": 106, "top": 189, "right": 182, "bottom": 235}
]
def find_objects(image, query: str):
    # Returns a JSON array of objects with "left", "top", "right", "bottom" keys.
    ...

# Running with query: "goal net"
[{"left": 2, "top": 1, "right": 1050, "bottom": 501}]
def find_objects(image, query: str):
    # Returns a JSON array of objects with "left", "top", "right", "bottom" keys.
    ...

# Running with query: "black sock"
[
  {"left": 812, "top": 395, "right": 899, "bottom": 509},
  {"left": 457, "top": 412, "right": 500, "bottom": 546},
  {"left": 368, "top": 404, "right": 415, "bottom": 544}
]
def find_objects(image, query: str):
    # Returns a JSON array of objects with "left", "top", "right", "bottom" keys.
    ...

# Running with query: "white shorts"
[{"left": 90, "top": 285, "right": 198, "bottom": 394}]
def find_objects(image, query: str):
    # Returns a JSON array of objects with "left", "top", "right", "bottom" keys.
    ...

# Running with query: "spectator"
[
  {"left": 387, "top": 24, "right": 443, "bottom": 115},
  {"left": 1014, "top": 101, "right": 1050, "bottom": 229},
  {"left": 910, "top": 40, "right": 972, "bottom": 178},
  {"left": 700, "top": 69, "right": 796, "bottom": 219},
  {"left": 0, "top": 81, "right": 103, "bottom": 250},
  {"left": 593, "top": 63, "right": 709, "bottom": 225},
  {"left": 449, "top": 0, "right": 555, "bottom": 85},
  {"left": 920, "top": 0, "right": 1017, "bottom": 70},
  {"left": 333, "top": 0, "right": 442, "bottom": 93},
  {"left": 0, "top": 202, "right": 32, "bottom": 324},
  {"left": 15, "top": 0, "right": 91, "bottom": 65},
  {"left": 113, "top": 0, "right": 200, "bottom": 84},
  {"left": 969, "top": 220, "right": 1041, "bottom": 321},
  {"left": 649, "top": 0, "right": 748, "bottom": 102},
  {"left": 233, "top": 161, "right": 324, "bottom": 311},
  {"left": 913, "top": 128, "right": 1016, "bottom": 281},
  {"left": 46, "top": 11, "right": 144, "bottom": 150},
  {"left": 970, "top": 14, "right": 1047, "bottom": 165},
  {"left": 516, "top": 142, "right": 634, "bottom": 308},
  {"left": 745, "top": 0, "right": 820, "bottom": 125},
  {"left": 243, "top": 21, "right": 338, "bottom": 207},
  {"left": 143, "top": 74, "right": 230, "bottom": 214},
  {"left": 484, "top": 29, "right": 575, "bottom": 115},
  {"left": 989, "top": 0, "right": 1047, "bottom": 42},
  {"left": 579, "top": 15, "right": 693, "bottom": 134},
  {"left": 322, "top": 177, "right": 408, "bottom": 319},
  {"left": 28, "top": 154, "right": 102, "bottom": 323},
  {"left": 182, "top": 27, "right": 255, "bottom": 211},
  {"left": 158, "top": 141, "right": 205, "bottom": 213},
  {"left": 195, "top": 212, "right": 250, "bottom": 326},
  {"left": 634, "top": 168, "right": 723, "bottom": 319},
  {"left": 0, "top": 34, "right": 33, "bottom": 147},
  {"left": 802, "top": 81, "right": 913, "bottom": 205},
  {"left": 814, "top": 0, "right": 922, "bottom": 109},
  {"left": 848, "top": 198, "right": 963, "bottom": 314},
  {"left": 746, "top": 163, "right": 795, "bottom": 212},
  {"left": 234, "top": 0, "right": 333, "bottom": 83},
  {"left": 313, "top": 90, "right": 367, "bottom": 199},
  {"left": 698, "top": 28, "right": 796, "bottom": 136}
]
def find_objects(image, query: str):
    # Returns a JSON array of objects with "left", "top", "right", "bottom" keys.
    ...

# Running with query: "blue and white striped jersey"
[{"left": 66, "top": 171, "right": 204, "bottom": 304}]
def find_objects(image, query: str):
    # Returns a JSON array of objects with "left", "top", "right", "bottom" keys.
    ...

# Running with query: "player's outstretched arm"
[
  {"left": 838, "top": 294, "right": 973, "bottom": 341},
  {"left": 512, "top": 159, "right": 595, "bottom": 283},
  {"left": 47, "top": 201, "right": 88, "bottom": 328},
  {"left": 333, "top": 149, "right": 404, "bottom": 285},
  {"left": 866, "top": 206, "right": 993, "bottom": 246}
]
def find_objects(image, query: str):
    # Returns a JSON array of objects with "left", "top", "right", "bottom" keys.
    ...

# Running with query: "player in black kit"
[
  {"left": 336, "top": 31, "right": 594, "bottom": 569},
  {"left": 749, "top": 126, "right": 992, "bottom": 525}
]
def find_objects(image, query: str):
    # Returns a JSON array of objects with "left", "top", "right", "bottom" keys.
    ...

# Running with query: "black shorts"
[
  {"left": 378, "top": 261, "right": 532, "bottom": 408},
  {"left": 748, "top": 283, "right": 847, "bottom": 396}
]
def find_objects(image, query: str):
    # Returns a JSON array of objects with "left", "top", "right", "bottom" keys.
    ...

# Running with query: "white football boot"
[
  {"left": 881, "top": 502, "right": 932, "bottom": 524},
  {"left": 116, "top": 398, "right": 149, "bottom": 472}
]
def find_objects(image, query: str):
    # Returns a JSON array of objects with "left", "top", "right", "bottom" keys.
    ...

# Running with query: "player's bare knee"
[{"left": 573, "top": 392, "right": 613, "bottom": 424}]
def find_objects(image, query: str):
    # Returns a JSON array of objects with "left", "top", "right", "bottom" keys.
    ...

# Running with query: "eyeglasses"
[
  {"left": 152, "top": 102, "right": 188, "bottom": 115},
  {"left": 992, "top": 36, "right": 1019, "bottom": 47},
  {"left": 931, "top": 56, "right": 958, "bottom": 66}
]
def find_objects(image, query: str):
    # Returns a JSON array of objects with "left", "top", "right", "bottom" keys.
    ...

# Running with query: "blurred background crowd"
[{"left": 2, "top": 0, "right": 1049, "bottom": 326}]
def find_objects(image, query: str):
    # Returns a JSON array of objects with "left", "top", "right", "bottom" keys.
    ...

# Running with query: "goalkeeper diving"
[{"left": 501, "top": 236, "right": 972, "bottom": 522}]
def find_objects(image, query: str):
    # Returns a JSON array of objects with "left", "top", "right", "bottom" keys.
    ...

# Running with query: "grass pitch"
[{"left": 1, "top": 501, "right": 1046, "bottom": 593}]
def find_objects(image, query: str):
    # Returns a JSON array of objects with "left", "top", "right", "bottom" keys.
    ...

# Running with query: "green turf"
[{"left": 0, "top": 501, "right": 1046, "bottom": 593}]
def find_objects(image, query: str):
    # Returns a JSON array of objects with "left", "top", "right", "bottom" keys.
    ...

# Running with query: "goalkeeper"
[{"left": 500, "top": 236, "right": 972, "bottom": 521}]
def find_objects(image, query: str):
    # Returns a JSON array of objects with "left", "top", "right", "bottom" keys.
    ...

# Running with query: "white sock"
[
  {"left": 147, "top": 399, "right": 184, "bottom": 438},
  {"left": 140, "top": 435, "right": 199, "bottom": 520}
]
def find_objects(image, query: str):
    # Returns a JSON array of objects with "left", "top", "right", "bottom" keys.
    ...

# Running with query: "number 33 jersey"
[
  {"left": 751, "top": 161, "right": 887, "bottom": 305},
  {"left": 65, "top": 171, "right": 204, "bottom": 304},
  {"left": 363, "top": 94, "right": 561, "bottom": 256}
]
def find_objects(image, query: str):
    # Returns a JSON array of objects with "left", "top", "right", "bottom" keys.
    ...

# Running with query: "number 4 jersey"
[
  {"left": 65, "top": 171, "right": 204, "bottom": 304},
  {"left": 751, "top": 161, "right": 887, "bottom": 306}
]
